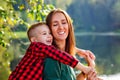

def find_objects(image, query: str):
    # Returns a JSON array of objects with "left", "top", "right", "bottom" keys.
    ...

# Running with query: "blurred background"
[{"left": 0, "top": 0, "right": 120, "bottom": 80}]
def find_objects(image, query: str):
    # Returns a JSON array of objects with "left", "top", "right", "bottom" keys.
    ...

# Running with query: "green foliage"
[
  {"left": 55, "top": 0, "right": 72, "bottom": 10},
  {"left": 26, "top": 0, "right": 55, "bottom": 22},
  {"left": 0, "top": 62, "right": 11, "bottom": 80},
  {"left": 67, "top": 0, "right": 120, "bottom": 32},
  {"left": 0, "top": 0, "right": 19, "bottom": 79},
  {"left": 0, "top": 0, "right": 55, "bottom": 79},
  {"left": 44, "top": 0, "right": 73, "bottom": 10},
  {"left": 111, "top": 0, "right": 120, "bottom": 23}
]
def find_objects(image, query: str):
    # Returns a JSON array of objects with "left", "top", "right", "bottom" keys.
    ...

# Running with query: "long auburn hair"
[{"left": 46, "top": 9, "right": 76, "bottom": 56}]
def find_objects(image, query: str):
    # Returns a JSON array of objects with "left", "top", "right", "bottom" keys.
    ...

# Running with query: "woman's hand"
[
  {"left": 87, "top": 69, "right": 97, "bottom": 80},
  {"left": 87, "top": 69, "right": 103, "bottom": 80},
  {"left": 85, "top": 50, "right": 96, "bottom": 60},
  {"left": 75, "top": 47, "right": 95, "bottom": 60},
  {"left": 75, "top": 47, "right": 96, "bottom": 68},
  {"left": 85, "top": 54, "right": 96, "bottom": 68}
]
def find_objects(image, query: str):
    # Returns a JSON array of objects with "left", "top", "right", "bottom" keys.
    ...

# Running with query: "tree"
[
  {"left": 0, "top": 0, "right": 55, "bottom": 79},
  {"left": 0, "top": 0, "right": 19, "bottom": 79}
]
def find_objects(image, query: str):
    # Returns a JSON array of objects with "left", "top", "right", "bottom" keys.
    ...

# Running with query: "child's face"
[{"left": 32, "top": 25, "right": 53, "bottom": 45}]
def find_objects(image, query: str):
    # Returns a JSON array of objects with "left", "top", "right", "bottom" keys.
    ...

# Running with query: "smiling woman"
[
  {"left": 51, "top": 12, "right": 69, "bottom": 46},
  {"left": 43, "top": 8, "right": 99, "bottom": 80}
]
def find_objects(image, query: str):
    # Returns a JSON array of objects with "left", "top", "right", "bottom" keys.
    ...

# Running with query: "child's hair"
[{"left": 27, "top": 22, "right": 46, "bottom": 41}]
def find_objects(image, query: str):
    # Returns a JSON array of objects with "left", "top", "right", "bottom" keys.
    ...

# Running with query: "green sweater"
[{"left": 43, "top": 58, "right": 76, "bottom": 80}]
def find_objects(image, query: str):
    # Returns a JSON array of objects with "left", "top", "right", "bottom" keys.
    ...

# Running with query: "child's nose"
[{"left": 48, "top": 34, "right": 52, "bottom": 38}]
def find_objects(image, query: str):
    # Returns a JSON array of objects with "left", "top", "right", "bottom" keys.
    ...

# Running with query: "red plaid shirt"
[{"left": 8, "top": 42, "right": 79, "bottom": 80}]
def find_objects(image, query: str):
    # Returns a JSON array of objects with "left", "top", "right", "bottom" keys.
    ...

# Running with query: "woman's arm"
[
  {"left": 75, "top": 47, "right": 96, "bottom": 68},
  {"left": 75, "top": 47, "right": 95, "bottom": 60},
  {"left": 75, "top": 47, "right": 96, "bottom": 80},
  {"left": 76, "top": 47, "right": 103, "bottom": 80},
  {"left": 76, "top": 72, "right": 87, "bottom": 80}
]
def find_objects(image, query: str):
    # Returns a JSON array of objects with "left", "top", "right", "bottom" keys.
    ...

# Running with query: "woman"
[{"left": 43, "top": 8, "right": 97, "bottom": 80}]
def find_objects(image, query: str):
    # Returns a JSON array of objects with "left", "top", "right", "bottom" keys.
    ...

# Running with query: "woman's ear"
[{"left": 30, "top": 37, "right": 37, "bottom": 42}]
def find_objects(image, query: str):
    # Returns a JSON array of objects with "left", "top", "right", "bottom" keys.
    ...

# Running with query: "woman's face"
[{"left": 51, "top": 12, "right": 69, "bottom": 41}]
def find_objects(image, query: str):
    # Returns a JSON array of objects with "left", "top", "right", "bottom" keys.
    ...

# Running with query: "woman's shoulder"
[
  {"left": 43, "top": 58, "right": 61, "bottom": 79},
  {"left": 44, "top": 58, "right": 60, "bottom": 67}
]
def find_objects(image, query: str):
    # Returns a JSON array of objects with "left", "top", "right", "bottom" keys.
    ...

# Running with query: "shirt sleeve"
[{"left": 34, "top": 42, "right": 79, "bottom": 68}]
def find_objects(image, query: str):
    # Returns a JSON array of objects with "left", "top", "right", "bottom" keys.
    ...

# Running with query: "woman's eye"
[
  {"left": 53, "top": 24, "right": 57, "bottom": 26},
  {"left": 62, "top": 21, "right": 67, "bottom": 24},
  {"left": 62, "top": 22, "right": 67, "bottom": 24},
  {"left": 52, "top": 22, "right": 58, "bottom": 26}
]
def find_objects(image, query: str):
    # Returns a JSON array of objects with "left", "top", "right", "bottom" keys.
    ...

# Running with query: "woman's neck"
[{"left": 55, "top": 40, "right": 66, "bottom": 51}]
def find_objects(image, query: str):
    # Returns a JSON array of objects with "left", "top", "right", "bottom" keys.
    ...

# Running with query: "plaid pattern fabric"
[{"left": 8, "top": 42, "right": 79, "bottom": 80}]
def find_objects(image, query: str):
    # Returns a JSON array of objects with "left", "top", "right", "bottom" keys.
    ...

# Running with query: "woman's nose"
[{"left": 58, "top": 23, "right": 63, "bottom": 29}]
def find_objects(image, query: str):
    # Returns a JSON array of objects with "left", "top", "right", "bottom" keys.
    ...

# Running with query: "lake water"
[{"left": 75, "top": 32, "right": 120, "bottom": 77}]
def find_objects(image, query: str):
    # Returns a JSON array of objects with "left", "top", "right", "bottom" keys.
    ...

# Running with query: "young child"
[{"left": 8, "top": 22, "right": 93, "bottom": 80}]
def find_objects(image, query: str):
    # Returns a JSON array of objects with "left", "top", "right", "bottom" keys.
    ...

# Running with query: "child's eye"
[{"left": 42, "top": 32, "right": 47, "bottom": 35}]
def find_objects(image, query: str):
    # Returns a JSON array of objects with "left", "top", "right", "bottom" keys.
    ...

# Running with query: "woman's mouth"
[{"left": 58, "top": 31, "right": 65, "bottom": 35}]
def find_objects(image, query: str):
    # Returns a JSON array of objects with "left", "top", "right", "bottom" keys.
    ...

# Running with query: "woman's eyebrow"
[
  {"left": 52, "top": 20, "right": 57, "bottom": 23},
  {"left": 61, "top": 19, "right": 67, "bottom": 21}
]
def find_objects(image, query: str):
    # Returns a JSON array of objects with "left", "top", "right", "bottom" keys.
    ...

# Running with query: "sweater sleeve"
[{"left": 35, "top": 42, "right": 79, "bottom": 68}]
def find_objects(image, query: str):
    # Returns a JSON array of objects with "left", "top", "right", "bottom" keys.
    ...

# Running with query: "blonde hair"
[
  {"left": 27, "top": 22, "right": 46, "bottom": 42},
  {"left": 46, "top": 9, "right": 76, "bottom": 56}
]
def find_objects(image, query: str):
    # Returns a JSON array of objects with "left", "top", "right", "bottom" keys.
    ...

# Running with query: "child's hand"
[
  {"left": 81, "top": 65, "right": 94, "bottom": 75},
  {"left": 75, "top": 62, "right": 94, "bottom": 75}
]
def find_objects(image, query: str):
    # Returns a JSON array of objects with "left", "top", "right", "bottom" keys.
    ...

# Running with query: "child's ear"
[{"left": 30, "top": 37, "right": 37, "bottom": 42}]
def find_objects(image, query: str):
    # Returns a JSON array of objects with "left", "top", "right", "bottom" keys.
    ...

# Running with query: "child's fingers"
[{"left": 87, "top": 69, "right": 97, "bottom": 80}]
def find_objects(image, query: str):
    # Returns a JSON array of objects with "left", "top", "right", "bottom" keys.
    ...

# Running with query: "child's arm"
[
  {"left": 75, "top": 62, "right": 93, "bottom": 75},
  {"left": 34, "top": 42, "right": 78, "bottom": 68},
  {"left": 35, "top": 42, "right": 92, "bottom": 73}
]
